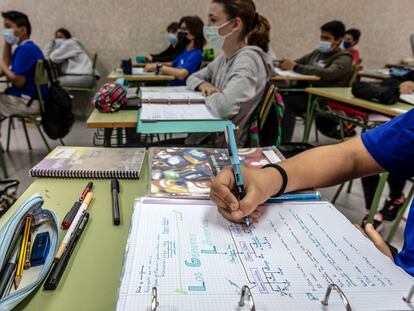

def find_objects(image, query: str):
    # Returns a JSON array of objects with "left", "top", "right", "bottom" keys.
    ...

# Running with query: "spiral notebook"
[{"left": 30, "top": 146, "right": 145, "bottom": 179}]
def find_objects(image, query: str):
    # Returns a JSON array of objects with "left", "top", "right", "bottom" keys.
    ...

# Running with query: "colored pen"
[
  {"left": 62, "top": 181, "right": 93, "bottom": 229},
  {"left": 14, "top": 216, "right": 32, "bottom": 289},
  {"left": 24, "top": 233, "right": 32, "bottom": 270},
  {"left": 224, "top": 125, "right": 249, "bottom": 225},
  {"left": 44, "top": 213, "right": 89, "bottom": 290},
  {"left": 0, "top": 248, "right": 18, "bottom": 298},
  {"left": 111, "top": 179, "right": 120, "bottom": 225},
  {"left": 266, "top": 192, "right": 321, "bottom": 203},
  {"left": 55, "top": 192, "right": 93, "bottom": 261},
  {"left": 3, "top": 219, "right": 25, "bottom": 271}
]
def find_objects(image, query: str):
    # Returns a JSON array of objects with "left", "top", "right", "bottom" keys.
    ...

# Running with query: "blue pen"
[
  {"left": 224, "top": 125, "right": 250, "bottom": 225},
  {"left": 266, "top": 192, "right": 321, "bottom": 203}
]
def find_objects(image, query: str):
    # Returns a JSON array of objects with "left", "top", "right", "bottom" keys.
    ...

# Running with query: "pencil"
[{"left": 14, "top": 216, "right": 31, "bottom": 289}]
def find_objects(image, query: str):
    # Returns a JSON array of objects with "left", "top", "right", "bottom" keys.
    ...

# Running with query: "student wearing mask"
[
  {"left": 210, "top": 108, "right": 414, "bottom": 277},
  {"left": 0, "top": 11, "right": 46, "bottom": 123},
  {"left": 186, "top": 0, "right": 275, "bottom": 147},
  {"left": 44, "top": 28, "right": 97, "bottom": 88},
  {"left": 279, "top": 20, "right": 353, "bottom": 142},
  {"left": 144, "top": 16, "right": 205, "bottom": 86},
  {"left": 344, "top": 28, "right": 361, "bottom": 65},
  {"left": 146, "top": 22, "right": 184, "bottom": 63}
]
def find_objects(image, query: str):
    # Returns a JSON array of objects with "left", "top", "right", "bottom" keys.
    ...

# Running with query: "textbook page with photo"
[
  {"left": 116, "top": 199, "right": 414, "bottom": 311},
  {"left": 149, "top": 146, "right": 284, "bottom": 199},
  {"left": 30, "top": 146, "right": 146, "bottom": 179}
]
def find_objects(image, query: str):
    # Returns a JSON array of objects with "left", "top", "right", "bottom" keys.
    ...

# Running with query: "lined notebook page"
[
  {"left": 141, "top": 86, "right": 205, "bottom": 103},
  {"left": 116, "top": 199, "right": 414, "bottom": 311},
  {"left": 141, "top": 104, "right": 219, "bottom": 121}
]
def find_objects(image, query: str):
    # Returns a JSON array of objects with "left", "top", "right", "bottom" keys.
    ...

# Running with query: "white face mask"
[
  {"left": 3, "top": 28, "right": 19, "bottom": 45},
  {"left": 54, "top": 38, "right": 65, "bottom": 48},
  {"left": 203, "top": 20, "right": 234, "bottom": 49}
]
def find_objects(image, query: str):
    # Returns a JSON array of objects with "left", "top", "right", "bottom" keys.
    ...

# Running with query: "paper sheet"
[
  {"left": 274, "top": 67, "right": 316, "bottom": 78},
  {"left": 400, "top": 93, "right": 414, "bottom": 105},
  {"left": 141, "top": 86, "right": 205, "bottom": 104},
  {"left": 140, "top": 104, "right": 219, "bottom": 121},
  {"left": 116, "top": 199, "right": 414, "bottom": 310},
  {"left": 131, "top": 68, "right": 154, "bottom": 75}
]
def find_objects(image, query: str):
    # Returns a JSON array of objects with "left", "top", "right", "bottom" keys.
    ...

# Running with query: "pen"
[
  {"left": 44, "top": 213, "right": 89, "bottom": 290},
  {"left": 111, "top": 179, "right": 120, "bottom": 225},
  {"left": 0, "top": 248, "right": 18, "bottom": 298},
  {"left": 24, "top": 232, "right": 32, "bottom": 270},
  {"left": 224, "top": 125, "right": 249, "bottom": 225},
  {"left": 62, "top": 182, "right": 93, "bottom": 229},
  {"left": 266, "top": 192, "right": 321, "bottom": 203},
  {"left": 3, "top": 219, "right": 25, "bottom": 271},
  {"left": 55, "top": 192, "right": 93, "bottom": 261},
  {"left": 14, "top": 216, "right": 32, "bottom": 289}
]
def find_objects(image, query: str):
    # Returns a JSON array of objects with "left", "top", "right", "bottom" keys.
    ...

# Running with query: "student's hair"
[
  {"left": 345, "top": 28, "right": 361, "bottom": 44},
  {"left": 178, "top": 16, "right": 206, "bottom": 50},
  {"left": 55, "top": 28, "right": 72, "bottom": 39},
  {"left": 320, "top": 20, "right": 346, "bottom": 40},
  {"left": 166, "top": 22, "right": 179, "bottom": 33},
  {"left": 1, "top": 11, "right": 31, "bottom": 36},
  {"left": 212, "top": 0, "right": 270, "bottom": 52}
]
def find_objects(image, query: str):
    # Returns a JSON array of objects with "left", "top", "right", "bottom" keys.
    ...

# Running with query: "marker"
[
  {"left": 0, "top": 248, "right": 18, "bottom": 298},
  {"left": 224, "top": 125, "right": 249, "bottom": 225},
  {"left": 62, "top": 182, "right": 93, "bottom": 229},
  {"left": 111, "top": 179, "right": 120, "bottom": 225},
  {"left": 55, "top": 192, "right": 93, "bottom": 261},
  {"left": 266, "top": 192, "right": 321, "bottom": 203}
]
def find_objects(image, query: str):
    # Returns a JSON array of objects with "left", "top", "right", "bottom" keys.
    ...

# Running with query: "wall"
[{"left": 0, "top": 0, "right": 413, "bottom": 80}]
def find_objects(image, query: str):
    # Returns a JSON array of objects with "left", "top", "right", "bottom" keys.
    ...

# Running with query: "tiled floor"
[{"left": 0, "top": 115, "right": 408, "bottom": 249}]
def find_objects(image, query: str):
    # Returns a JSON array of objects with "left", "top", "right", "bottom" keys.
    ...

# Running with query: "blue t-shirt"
[
  {"left": 361, "top": 108, "right": 414, "bottom": 276},
  {"left": 6, "top": 40, "right": 45, "bottom": 99},
  {"left": 170, "top": 49, "right": 203, "bottom": 86}
]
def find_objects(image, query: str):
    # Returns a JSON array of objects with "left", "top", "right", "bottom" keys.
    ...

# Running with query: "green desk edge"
[
  {"left": 137, "top": 111, "right": 234, "bottom": 134},
  {"left": 3, "top": 154, "right": 148, "bottom": 311}
]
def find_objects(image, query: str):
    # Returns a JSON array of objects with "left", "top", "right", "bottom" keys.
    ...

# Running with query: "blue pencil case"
[{"left": 0, "top": 194, "right": 59, "bottom": 311}]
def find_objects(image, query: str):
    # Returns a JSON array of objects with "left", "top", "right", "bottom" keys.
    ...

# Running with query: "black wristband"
[{"left": 262, "top": 164, "right": 288, "bottom": 197}]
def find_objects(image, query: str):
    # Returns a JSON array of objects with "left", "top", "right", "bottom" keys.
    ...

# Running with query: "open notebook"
[
  {"left": 140, "top": 86, "right": 205, "bottom": 104},
  {"left": 116, "top": 199, "right": 414, "bottom": 310},
  {"left": 400, "top": 93, "right": 414, "bottom": 105},
  {"left": 274, "top": 67, "right": 317, "bottom": 78}
]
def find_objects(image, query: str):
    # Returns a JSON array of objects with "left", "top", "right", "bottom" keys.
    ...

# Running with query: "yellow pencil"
[{"left": 14, "top": 216, "right": 31, "bottom": 289}]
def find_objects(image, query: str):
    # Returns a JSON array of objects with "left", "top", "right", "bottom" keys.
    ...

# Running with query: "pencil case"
[{"left": 0, "top": 194, "right": 59, "bottom": 311}]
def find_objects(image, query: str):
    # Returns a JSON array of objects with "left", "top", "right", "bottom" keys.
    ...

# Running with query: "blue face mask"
[
  {"left": 343, "top": 40, "right": 352, "bottom": 49},
  {"left": 54, "top": 38, "right": 65, "bottom": 48},
  {"left": 3, "top": 28, "right": 19, "bottom": 45},
  {"left": 319, "top": 40, "right": 332, "bottom": 53},
  {"left": 167, "top": 33, "right": 177, "bottom": 44}
]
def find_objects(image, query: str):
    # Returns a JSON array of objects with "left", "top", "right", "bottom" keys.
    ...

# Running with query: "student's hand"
[
  {"left": 355, "top": 223, "right": 393, "bottom": 260},
  {"left": 145, "top": 54, "right": 153, "bottom": 62},
  {"left": 198, "top": 82, "right": 220, "bottom": 96},
  {"left": 210, "top": 167, "right": 282, "bottom": 223},
  {"left": 279, "top": 58, "right": 296, "bottom": 71},
  {"left": 144, "top": 64, "right": 156, "bottom": 72},
  {"left": 399, "top": 81, "right": 414, "bottom": 94}
]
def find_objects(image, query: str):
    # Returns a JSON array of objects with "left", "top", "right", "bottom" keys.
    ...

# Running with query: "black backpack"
[{"left": 42, "top": 61, "right": 74, "bottom": 139}]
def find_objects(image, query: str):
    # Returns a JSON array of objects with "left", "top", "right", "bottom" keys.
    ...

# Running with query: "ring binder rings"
[
  {"left": 403, "top": 284, "right": 414, "bottom": 303},
  {"left": 239, "top": 286, "right": 256, "bottom": 311},
  {"left": 321, "top": 283, "right": 352, "bottom": 311},
  {"left": 151, "top": 287, "right": 159, "bottom": 311}
]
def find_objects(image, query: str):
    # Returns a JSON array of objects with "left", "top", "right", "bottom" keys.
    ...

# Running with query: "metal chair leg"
[
  {"left": 59, "top": 138, "right": 65, "bottom": 146},
  {"left": 35, "top": 123, "right": 51, "bottom": 151},
  {"left": 21, "top": 119, "right": 32, "bottom": 150},
  {"left": 332, "top": 183, "right": 346, "bottom": 204},
  {"left": 366, "top": 172, "right": 389, "bottom": 224},
  {"left": 0, "top": 143, "right": 8, "bottom": 178},
  {"left": 346, "top": 180, "right": 353, "bottom": 193},
  {"left": 6, "top": 117, "right": 13, "bottom": 152}
]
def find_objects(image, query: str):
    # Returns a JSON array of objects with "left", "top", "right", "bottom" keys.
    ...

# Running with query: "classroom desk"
[
  {"left": 86, "top": 109, "right": 137, "bottom": 147},
  {"left": 4, "top": 160, "right": 148, "bottom": 311},
  {"left": 107, "top": 70, "right": 174, "bottom": 83},
  {"left": 302, "top": 87, "right": 412, "bottom": 142},
  {"left": 271, "top": 75, "right": 320, "bottom": 82},
  {"left": 385, "top": 62, "right": 414, "bottom": 69},
  {"left": 358, "top": 69, "right": 390, "bottom": 80}
]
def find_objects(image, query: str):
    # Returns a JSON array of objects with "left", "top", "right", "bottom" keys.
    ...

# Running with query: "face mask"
[
  {"left": 203, "top": 20, "right": 233, "bottom": 50},
  {"left": 343, "top": 40, "right": 352, "bottom": 49},
  {"left": 54, "top": 38, "right": 65, "bottom": 48},
  {"left": 3, "top": 28, "right": 19, "bottom": 45},
  {"left": 177, "top": 32, "right": 190, "bottom": 45},
  {"left": 319, "top": 40, "right": 332, "bottom": 53},
  {"left": 167, "top": 33, "right": 177, "bottom": 44}
]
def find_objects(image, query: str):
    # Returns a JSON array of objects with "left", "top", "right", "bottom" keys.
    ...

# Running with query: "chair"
[
  {"left": 6, "top": 60, "right": 63, "bottom": 152},
  {"left": 62, "top": 53, "right": 98, "bottom": 94},
  {"left": 411, "top": 34, "right": 414, "bottom": 58}
]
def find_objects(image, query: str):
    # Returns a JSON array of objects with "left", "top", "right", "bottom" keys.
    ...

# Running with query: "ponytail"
[{"left": 247, "top": 13, "right": 270, "bottom": 52}]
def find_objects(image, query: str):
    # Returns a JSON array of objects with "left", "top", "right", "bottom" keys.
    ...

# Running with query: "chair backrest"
[
  {"left": 348, "top": 63, "right": 362, "bottom": 86},
  {"left": 91, "top": 53, "right": 98, "bottom": 72},
  {"left": 34, "top": 60, "right": 49, "bottom": 113},
  {"left": 411, "top": 34, "right": 414, "bottom": 57}
]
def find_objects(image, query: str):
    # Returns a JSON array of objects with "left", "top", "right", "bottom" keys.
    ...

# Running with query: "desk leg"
[
  {"left": 116, "top": 128, "right": 123, "bottom": 146},
  {"left": 104, "top": 128, "right": 113, "bottom": 147},
  {"left": 302, "top": 94, "right": 315, "bottom": 143}
]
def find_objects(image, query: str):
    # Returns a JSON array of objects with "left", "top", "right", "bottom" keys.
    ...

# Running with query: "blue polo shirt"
[
  {"left": 5, "top": 40, "right": 45, "bottom": 99},
  {"left": 170, "top": 48, "right": 203, "bottom": 86},
  {"left": 361, "top": 108, "right": 414, "bottom": 276}
]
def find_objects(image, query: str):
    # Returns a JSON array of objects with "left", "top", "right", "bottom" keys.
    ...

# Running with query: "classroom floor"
[{"left": 0, "top": 116, "right": 407, "bottom": 249}]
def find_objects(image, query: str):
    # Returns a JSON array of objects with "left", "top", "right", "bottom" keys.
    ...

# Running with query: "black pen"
[
  {"left": 111, "top": 179, "right": 120, "bottom": 226},
  {"left": 0, "top": 248, "right": 18, "bottom": 297},
  {"left": 44, "top": 213, "right": 89, "bottom": 290}
]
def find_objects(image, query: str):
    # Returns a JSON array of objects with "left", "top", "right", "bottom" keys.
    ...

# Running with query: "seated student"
[
  {"left": 210, "top": 108, "right": 414, "bottom": 276},
  {"left": 279, "top": 20, "right": 353, "bottom": 142},
  {"left": 186, "top": 0, "right": 275, "bottom": 147},
  {"left": 0, "top": 11, "right": 45, "bottom": 123},
  {"left": 44, "top": 28, "right": 97, "bottom": 88},
  {"left": 146, "top": 22, "right": 185, "bottom": 63},
  {"left": 144, "top": 16, "right": 205, "bottom": 86},
  {"left": 344, "top": 28, "right": 361, "bottom": 65}
]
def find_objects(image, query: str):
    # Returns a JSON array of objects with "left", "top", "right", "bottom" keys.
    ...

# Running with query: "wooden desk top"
[
  {"left": 86, "top": 109, "right": 137, "bottom": 128},
  {"left": 107, "top": 70, "right": 174, "bottom": 82},
  {"left": 305, "top": 87, "right": 412, "bottom": 117}
]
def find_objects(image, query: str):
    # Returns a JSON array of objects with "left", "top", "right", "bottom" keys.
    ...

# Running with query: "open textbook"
[{"left": 117, "top": 199, "right": 414, "bottom": 310}]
